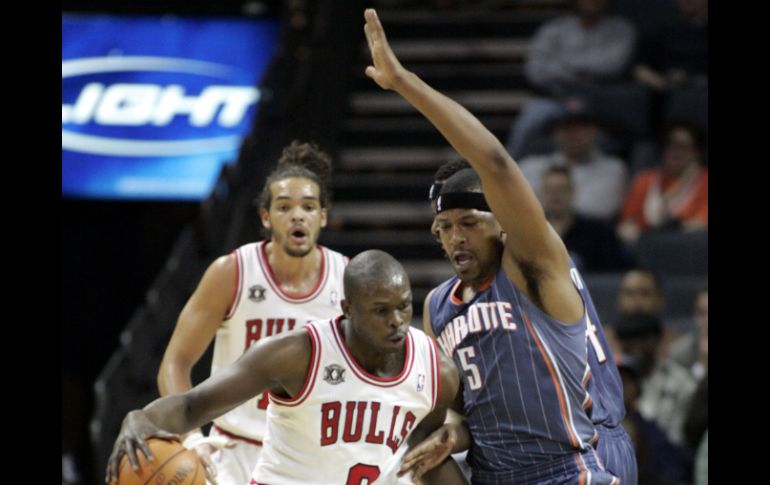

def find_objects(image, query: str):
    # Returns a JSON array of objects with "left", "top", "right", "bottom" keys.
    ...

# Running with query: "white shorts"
[{"left": 208, "top": 426, "right": 263, "bottom": 485}]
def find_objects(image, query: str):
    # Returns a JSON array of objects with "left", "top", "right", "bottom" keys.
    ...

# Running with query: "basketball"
[{"left": 111, "top": 438, "right": 204, "bottom": 485}]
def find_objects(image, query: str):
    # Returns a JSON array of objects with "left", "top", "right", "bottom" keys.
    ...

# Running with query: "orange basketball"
[{"left": 111, "top": 438, "right": 205, "bottom": 485}]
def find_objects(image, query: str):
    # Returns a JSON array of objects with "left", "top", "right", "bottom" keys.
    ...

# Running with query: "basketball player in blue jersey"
[{"left": 363, "top": 8, "right": 636, "bottom": 485}]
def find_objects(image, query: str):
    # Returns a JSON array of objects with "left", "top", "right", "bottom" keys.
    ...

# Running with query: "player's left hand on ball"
[
  {"left": 363, "top": 8, "right": 405, "bottom": 90},
  {"left": 105, "top": 410, "right": 180, "bottom": 483}
]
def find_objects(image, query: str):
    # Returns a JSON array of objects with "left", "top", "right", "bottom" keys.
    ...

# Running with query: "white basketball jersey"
[
  {"left": 252, "top": 317, "right": 442, "bottom": 485},
  {"left": 211, "top": 241, "right": 348, "bottom": 442}
]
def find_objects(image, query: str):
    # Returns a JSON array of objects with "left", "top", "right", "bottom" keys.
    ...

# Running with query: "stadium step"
[
  {"left": 340, "top": 115, "right": 514, "bottom": 148},
  {"left": 329, "top": 201, "right": 433, "bottom": 228},
  {"left": 351, "top": 62, "right": 527, "bottom": 91},
  {"left": 348, "top": 89, "right": 529, "bottom": 115},
  {"left": 338, "top": 146, "right": 460, "bottom": 171}
]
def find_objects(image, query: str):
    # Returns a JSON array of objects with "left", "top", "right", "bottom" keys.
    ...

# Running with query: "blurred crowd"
[
  {"left": 510, "top": 1, "right": 708, "bottom": 483},
  {"left": 511, "top": 0, "right": 707, "bottom": 272}
]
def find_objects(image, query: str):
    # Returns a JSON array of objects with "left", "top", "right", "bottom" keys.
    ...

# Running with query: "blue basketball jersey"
[
  {"left": 429, "top": 264, "right": 598, "bottom": 473},
  {"left": 569, "top": 264, "right": 637, "bottom": 484},
  {"left": 567, "top": 264, "right": 626, "bottom": 428}
]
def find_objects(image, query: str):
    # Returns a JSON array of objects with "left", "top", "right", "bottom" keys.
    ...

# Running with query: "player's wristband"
[
  {"left": 182, "top": 431, "right": 230, "bottom": 451},
  {"left": 182, "top": 431, "right": 205, "bottom": 449}
]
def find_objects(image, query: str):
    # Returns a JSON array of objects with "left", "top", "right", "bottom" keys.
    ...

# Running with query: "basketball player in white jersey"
[
  {"left": 107, "top": 250, "right": 465, "bottom": 485},
  {"left": 157, "top": 141, "right": 348, "bottom": 484}
]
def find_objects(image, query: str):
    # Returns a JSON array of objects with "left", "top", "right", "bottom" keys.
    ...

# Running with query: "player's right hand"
[
  {"left": 105, "top": 410, "right": 180, "bottom": 483},
  {"left": 193, "top": 443, "right": 219, "bottom": 485},
  {"left": 182, "top": 433, "right": 238, "bottom": 485},
  {"left": 398, "top": 424, "right": 457, "bottom": 480}
]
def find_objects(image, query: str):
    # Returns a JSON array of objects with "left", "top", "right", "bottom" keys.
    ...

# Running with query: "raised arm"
[
  {"left": 106, "top": 329, "right": 312, "bottom": 483},
  {"left": 364, "top": 9, "right": 581, "bottom": 321},
  {"left": 365, "top": 10, "right": 565, "bottom": 268}
]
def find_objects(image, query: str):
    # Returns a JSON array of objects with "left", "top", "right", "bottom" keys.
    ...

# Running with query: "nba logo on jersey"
[
  {"left": 416, "top": 374, "right": 425, "bottom": 392},
  {"left": 330, "top": 290, "right": 339, "bottom": 307}
]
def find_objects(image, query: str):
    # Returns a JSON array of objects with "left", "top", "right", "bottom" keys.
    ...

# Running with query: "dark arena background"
[{"left": 62, "top": 1, "right": 708, "bottom": 484}]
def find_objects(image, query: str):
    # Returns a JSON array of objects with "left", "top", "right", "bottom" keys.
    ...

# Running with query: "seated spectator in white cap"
[{"left": 519, "top": 96, "right": 628, "bottom": 221}]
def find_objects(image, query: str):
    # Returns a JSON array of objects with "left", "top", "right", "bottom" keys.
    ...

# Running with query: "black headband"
[{"left": 434, "top": 191, "right": 490, "bottom": 213}]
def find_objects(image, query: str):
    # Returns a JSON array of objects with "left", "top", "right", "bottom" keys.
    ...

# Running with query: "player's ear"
[
  {"left": 320, "top": 207, "right": 328, "bottom": 229},
  {"left": 431, "top": 219, "right": 441, "bottom": 244},
  {"left": 260, "top": 209, "right": 271, "bottom": 229},
  {"left": 494, "top": 219, "right": 505, "bottom": 243},
  {"left": 341, "top": 298, "right": 351, "bottom": 318}
]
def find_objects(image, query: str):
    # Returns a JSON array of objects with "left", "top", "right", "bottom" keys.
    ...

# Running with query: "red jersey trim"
[
  {"left": 224, "top": 248, "right": 244, "bottom": 320},
  {"left": 213, "top": 425, "right": 263, "bottom": 447},
  {"left": 269, "top": 323, "right": 322, "bottom": 407},
  {"left": 257, "top": 241, "right": 329, "bottom": 303},
  {"left": 429, "top": 337, "right": 441, "bottom": 411},
  {"left": 330, "top": 317, "right": 415, "bottom": 387}
]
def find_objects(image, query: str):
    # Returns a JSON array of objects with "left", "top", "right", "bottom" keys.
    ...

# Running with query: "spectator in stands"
[
  {"left": 614, "top": 312, "right": 663, "bottom": 380},
  {"left": 617, "top": 360, "right": 693, "bottom": 485},
  {"left": 632, "top": 0, "right": 708, "bottom": 130},
  {"left": 617, "top": 269, "right": 663, "bottom": 317},
  {"left": 683, "top": 370, "right": 708, "bottom": 453},
  {"left": 611, "top": 268, "right": 695, "bottom": 363},
  {"left": 633, "top": 0, "right": 708, "bottom": 88},
  {"left": 601, "top": 268, "right": 665, "bottom": 359},
  {"left": 506, "top": 0, "right": 636, "bottom": 158},
  {"left": 519, "top": 97, "right": 628, "bottom": 220},
  {"left": 539, "top": 165, "right": 632, "bottom": 271},
  {"left": 617, "top": 120, "right": 708, "bottom": 245},
  {"left": 639, "top": 288, "right": 708, "bottom": 447}
]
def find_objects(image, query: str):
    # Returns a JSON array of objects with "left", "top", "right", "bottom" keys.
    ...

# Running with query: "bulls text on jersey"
[{"left": 320, "top": 401, "right": 417, "bottom": 455}]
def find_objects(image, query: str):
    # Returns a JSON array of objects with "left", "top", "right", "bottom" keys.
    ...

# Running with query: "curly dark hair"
[{"left": 256, "top": 140, "right": 333, "bottom": 212}]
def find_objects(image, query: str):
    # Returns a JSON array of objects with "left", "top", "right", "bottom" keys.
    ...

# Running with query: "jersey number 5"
[
  {"left": 347, "top": 463, "right": 380, "bottom": 485},
  {"left": 457, "top": 346, "right": 482, "bottom": 390}
]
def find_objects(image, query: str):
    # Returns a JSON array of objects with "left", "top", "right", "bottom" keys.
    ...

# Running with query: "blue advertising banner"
[{"left": 62, "top": 15, "right": 280, "bottom": 200}]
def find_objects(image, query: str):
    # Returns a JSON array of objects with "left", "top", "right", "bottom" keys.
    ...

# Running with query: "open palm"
[{"left": 363, "top": 8, "right": 404, "bottom": 91}]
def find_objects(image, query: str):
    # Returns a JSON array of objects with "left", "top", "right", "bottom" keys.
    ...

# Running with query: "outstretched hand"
[
  {"left": 398, "top": 423, "right": 458, "bottom": 480},
  {"left": 105, "top": 410, "right": 180, "bottom": 484},
  {"left": 363, "top": 8, "right": 405, "bottom": 90}
]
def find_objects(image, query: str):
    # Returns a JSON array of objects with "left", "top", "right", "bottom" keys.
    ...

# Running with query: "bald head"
[{"left": 343, "top": 250, "right": 410, "bottom": 302}]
